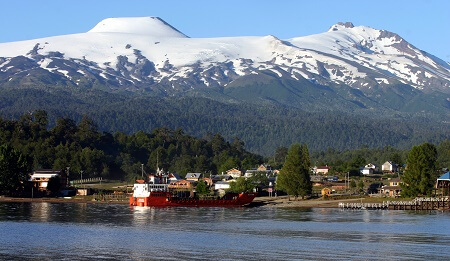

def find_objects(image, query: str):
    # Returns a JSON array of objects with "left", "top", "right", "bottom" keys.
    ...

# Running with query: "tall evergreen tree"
[
  {"left": 276, "top": 144, "right": 312, "bottom": 199},
  {"left": 402, "top": 143, "right": 437, "bottom": 197},
  {"left": 299, "top": 144, "right": 313, "bottom": 198},
  {"left": 0, "top": 144, "right": 30, "bottom": 195}
]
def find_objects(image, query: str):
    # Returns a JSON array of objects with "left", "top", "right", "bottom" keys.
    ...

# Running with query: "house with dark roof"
[
  {"left": 381, "top": 178, "right": 403, "bottom": 197},
  {"left": 185, "top": 173, "right": 202, "bottom": 181}
]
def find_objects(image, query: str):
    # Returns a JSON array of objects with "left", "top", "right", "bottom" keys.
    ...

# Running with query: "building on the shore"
[
  {"left": 381, "top": 178, "right": 403, "bottom": 197},
  {"left": 76, "top": 188, "right": 93, "bottom": 196},
  {"left": 436, "top": 172, "right": 450, "bottom": 196},
  {"left": 29, "top": 169, "right": 66, "bottom": 192}
]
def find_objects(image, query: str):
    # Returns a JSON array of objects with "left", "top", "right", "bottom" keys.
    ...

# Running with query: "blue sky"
[{"left": 1, "top": 0, "right": 449, "bottom": 61}]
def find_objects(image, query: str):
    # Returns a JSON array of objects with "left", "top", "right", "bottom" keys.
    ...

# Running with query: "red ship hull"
[{"left": 130, "top": 192, "right": 256, "bottom": 207}]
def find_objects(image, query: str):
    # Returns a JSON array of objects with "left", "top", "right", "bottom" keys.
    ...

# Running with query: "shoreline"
[
  {"left": 7, "top": 196, "right": 446, "bottom": 210},
  {"left": 251, "top": 196, "right": 364, "bottom": 208},
  {"left": 0, "top": 196, "right": 129, "bottom": 205},
  {"left": 0, "top": 196, "right": 363, "bottom": 208}
]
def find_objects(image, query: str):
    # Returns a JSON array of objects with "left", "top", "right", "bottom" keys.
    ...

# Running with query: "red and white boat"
[{"left": 129, "top": 180, "right": 256, "bottom": 207}]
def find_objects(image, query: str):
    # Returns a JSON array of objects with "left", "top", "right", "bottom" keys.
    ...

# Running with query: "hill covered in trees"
[
  {"left": 0, "top": 87, "right": 448, "bottom": 156},
  {"left": 0, "top": 111, "right": 262, "bottom": 181}
]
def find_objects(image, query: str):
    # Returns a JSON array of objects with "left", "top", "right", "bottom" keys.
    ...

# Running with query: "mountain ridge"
[{"left": 0, "top": 17, "right": 448, "bottom": 95}]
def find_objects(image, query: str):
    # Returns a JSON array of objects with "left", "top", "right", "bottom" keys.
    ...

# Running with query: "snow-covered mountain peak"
[
  {"left": 0, "top": 17, "right": 448, "bottom": 97},
  {"left": 328, "top": 22, "right": 355, "bottom": 32},
  {"left": 88, "top": 17, "right": 188, "bottom": 38}
]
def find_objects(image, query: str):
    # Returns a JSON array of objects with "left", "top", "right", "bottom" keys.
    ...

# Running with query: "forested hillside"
[
  {"left": 0, "top": 87, "right": 448, "bottom": 156},
  {"left": 0, "top": 111, "right": 262, "bottom": 180}
]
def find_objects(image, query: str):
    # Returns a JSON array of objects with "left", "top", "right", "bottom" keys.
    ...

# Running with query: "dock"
[{"left": 339, "top": 197, "right": 449, "bottom": 210}]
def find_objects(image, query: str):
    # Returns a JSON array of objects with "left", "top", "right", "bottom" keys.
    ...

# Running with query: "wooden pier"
[{"left": 339, "top": 197, "right": 449, "bottom": 210}]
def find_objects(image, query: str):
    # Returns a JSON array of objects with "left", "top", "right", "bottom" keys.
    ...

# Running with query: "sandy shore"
[{"left": 251, "top": 196, "right": 366, "bottom": 208}]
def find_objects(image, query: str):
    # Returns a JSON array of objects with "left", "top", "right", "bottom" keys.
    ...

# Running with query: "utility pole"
[
  {"left": 141, "top": 164, "right": 144, "bottom": 178},
  {"left": 66, "top": 167, "right": 70, "bottom": 187}
]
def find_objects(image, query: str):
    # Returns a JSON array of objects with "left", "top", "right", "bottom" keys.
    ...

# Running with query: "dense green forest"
[
  {"left": 0, "top": 111, "right": 263, "bottom": 181},
  {"left": 0, "top": 87, "right": 448, "bottom": 155}
]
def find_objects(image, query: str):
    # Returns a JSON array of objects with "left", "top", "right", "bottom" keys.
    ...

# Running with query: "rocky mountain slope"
[{"left": 0, "top": 17, "right": 448, "bottom": 97}]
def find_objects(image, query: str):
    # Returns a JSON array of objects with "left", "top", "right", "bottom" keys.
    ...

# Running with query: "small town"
[{"left": 13, "top": 155, "right": 449, "bottom": 211}]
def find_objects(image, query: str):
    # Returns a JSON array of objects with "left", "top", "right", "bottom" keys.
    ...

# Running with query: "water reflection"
[
  {"left": 132, "top": 206, "right": 154, "bottom": 226},
  {"left": 0, "top": 203, "right": 449, "bottom": 260}
]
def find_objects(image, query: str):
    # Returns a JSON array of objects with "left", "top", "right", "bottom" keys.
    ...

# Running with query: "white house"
[
  {"left": 382, "top": 161, "right": 398, "bottom": 173},
  {"left": 315, "top": 166, "right": 331, "bottom": 175},
  {"left": 361, "top": 167, "right": 374, "bottom": 175},
  {"left": 214, "top": 181, "right": 230, "bottom": 196},
  {"left": 365, "top": 163, "right": 378, "bottom": 172},
  {"left": 29, "top": 169, "right": 66, "bottom": 191},
  {"left": 361, "top": 163, "right": 377, "bottom": 175}
]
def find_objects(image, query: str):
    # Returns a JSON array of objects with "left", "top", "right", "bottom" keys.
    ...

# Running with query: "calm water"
[{"left": 0, "top": 202, "right": 449, "bottom": 260}]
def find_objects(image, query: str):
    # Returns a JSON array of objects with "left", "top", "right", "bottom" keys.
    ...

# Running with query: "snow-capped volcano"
[
  {"left": 88, "top": 17, "right": 188, "bottom": 38},
  {"left": 0, "top": 17, "right": 449, "bottom": 99}
]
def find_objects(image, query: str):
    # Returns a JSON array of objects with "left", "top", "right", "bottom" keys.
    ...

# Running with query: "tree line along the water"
[{"left": 0, "top": 110, "right": 448, "bottom": 197}]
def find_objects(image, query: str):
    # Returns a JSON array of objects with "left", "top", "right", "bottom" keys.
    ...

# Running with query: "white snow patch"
[
  {"left": 269, "top": 68, "right": 283, "bottom": 77},
  {"left": 38, "top": 58, "right": 53, "bottom": 68},
  {"left": 375, "top": 78, "right": 389, "bottom": 84},
  {"left": 130, "top": 74, "right": 141, "bottom": 82},
  {"left": 3, "top": 66, "right": 14, "bottom": 72},
  {"left": 57, "top": 69, "right": 70, "bottom": 79}
]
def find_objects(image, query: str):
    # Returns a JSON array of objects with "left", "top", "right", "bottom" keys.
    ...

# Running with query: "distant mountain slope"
[{"left": 0, "top": 87, "right": 448, "bottom": 155}]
